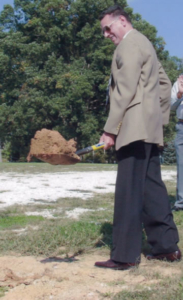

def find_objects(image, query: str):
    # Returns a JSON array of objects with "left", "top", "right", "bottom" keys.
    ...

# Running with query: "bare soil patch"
[{"left": 0, "top": 253, "right": 181, "bottom": 300}]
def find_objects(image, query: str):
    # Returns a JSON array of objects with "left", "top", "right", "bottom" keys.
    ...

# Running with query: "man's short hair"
[{"left": 99, "top": 5, "right": 131, "bottom": 23}]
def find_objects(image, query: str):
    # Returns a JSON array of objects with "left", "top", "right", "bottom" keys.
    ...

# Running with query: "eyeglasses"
[{"left": 102, "top": 18, "right": 119, "bottom": 36}]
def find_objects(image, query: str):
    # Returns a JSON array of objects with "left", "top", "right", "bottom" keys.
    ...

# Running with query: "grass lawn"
[
  {"left": 0, "top": 161, "right": 118, "bottom": 173},
  {"left": 0, "top": 162, "right": 183, "bottom": 299}
]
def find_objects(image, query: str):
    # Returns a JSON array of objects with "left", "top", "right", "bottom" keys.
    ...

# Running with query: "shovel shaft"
[{"left": 75, "top": 142, "right": 105, "bottom": 156}]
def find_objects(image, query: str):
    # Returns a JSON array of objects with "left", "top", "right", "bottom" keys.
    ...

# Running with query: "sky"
[
  {"left": 127, "top": 0, "right": 182, "bottom": 58},
  {"left": 0, "top": 0, "right": 182, "bottom": 58}
]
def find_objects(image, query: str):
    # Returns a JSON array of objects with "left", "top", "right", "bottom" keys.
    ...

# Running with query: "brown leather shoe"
[
  {"left": 94, "top": 259, "right": 137, "bottom": 270},
  {"left": 146, "top": 249, "right": 181, "bottom": 262}
]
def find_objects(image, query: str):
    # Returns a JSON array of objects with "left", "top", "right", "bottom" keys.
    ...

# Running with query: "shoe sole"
[{"left": 95, "top": 264, "right": 137, "bottom": 270}]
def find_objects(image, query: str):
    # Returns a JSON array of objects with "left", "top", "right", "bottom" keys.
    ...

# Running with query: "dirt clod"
[{"left": 27, "top": 128, "right": 80, "bottom": 165}]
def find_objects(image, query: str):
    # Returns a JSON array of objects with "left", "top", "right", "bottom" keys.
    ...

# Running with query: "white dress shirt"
[
  {"left": 123, "top": 29, "right": 133, "bottom": 39},
  {"left": 171, "top": 81, "right": 183, "bottom": 119}
]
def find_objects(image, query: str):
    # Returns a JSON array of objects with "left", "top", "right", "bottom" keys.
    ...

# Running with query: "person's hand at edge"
[{"left": 177, "top": 75, "right": 183, "bottom": 98}]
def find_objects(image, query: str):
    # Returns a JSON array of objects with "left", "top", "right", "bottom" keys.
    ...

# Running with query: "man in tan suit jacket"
[{"left": 95, "top": 5, "right": 181, "bottom": 271}]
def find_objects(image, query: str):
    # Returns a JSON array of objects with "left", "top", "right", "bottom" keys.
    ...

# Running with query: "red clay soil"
[{"left": 27, "top": 129, "right": 80, "bottom": 165}]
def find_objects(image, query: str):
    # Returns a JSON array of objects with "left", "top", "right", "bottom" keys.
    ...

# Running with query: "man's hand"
[
  {"left": 99, "top": 132, "right": 115, "bottom": 150},
  {"left": 177, "top": 75, "right": 183, "bottom": 98}
]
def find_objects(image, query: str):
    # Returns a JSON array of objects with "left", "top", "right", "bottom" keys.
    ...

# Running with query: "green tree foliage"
[
  {"left": 0, "top": 0, "right": 120, "bottom": 160},
  {"left": 0, "top": 0, "right": 182, "bottom": 161},
  {"left": 163, "top": 140, "right": 176, "bottom": 165},
  {"left": 162, "top": 56, "right": 183, "bottom": 84},
  {"left": 163, "top": 111, "right": 177, "bottom": 145}
]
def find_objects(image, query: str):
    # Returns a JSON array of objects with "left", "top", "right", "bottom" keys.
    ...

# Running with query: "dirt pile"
[{"left": 27, "top": 128, "right": 80, "bottom": 165}]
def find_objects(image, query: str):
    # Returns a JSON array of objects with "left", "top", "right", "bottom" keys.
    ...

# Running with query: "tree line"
[{"left": 0, "top": 0, "right": 182, "bottom": 162}]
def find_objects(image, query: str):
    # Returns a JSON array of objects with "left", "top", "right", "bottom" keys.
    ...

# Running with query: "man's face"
[{"left": 100, "top": 14, "right": 125, "bottom": 45}]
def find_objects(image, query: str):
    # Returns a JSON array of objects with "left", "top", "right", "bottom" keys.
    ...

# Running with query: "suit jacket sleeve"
[
  {"left": 158, "top": 62, "right": 171, "bottom": 124},
  {"left": 104, "top": 40, "right": 143, "bottom": 135}
]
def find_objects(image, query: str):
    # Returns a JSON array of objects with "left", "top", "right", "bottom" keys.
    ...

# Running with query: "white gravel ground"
[{"left": 0, "top": 170, "right": 176, "bottom": 210}]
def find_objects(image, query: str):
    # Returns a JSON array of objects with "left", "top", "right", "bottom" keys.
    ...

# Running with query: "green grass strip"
[{"left": 0, "top": 215, "right": 44, "bottom": 229}]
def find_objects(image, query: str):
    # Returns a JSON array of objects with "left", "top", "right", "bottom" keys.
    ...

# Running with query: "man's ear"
[{"left": 119, "top": 15, "right": 127, "bottom": 25}]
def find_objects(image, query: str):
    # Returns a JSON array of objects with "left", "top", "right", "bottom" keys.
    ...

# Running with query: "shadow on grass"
[
  {"left": 96, "top": 194, "right": 176, "bottom": 254},
  {"left": 96, "top": 222, "right": 113, "bottom": 249},
  {"left": 40, "top": 256, "right": 79, "bottom": 264},
  {"left": 96, "top": 222, "right": 151, "bottom": 257},
  {"left": 169, "top": 194, "right": 176, "bottom": 208}
]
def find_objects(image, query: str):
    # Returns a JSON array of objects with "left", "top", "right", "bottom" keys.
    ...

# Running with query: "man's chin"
[
  {"left": 110, "top": 37, "right": 119, "bottom": 45},
  {"left": 110, "top": 38, "right": 116, "bottom": 44},
  {"left": 113, "top": 40, "right": 119, "bottom": 45}
]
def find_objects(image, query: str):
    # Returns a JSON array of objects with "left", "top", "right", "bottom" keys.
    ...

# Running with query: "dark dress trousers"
[{"left": 111, "top": 141, "right": 179, "bottom": 263}]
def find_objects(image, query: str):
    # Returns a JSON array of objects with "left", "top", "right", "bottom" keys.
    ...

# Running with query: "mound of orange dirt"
[{"left": 27, "top": 129, "right": 80, "bottom": 165}]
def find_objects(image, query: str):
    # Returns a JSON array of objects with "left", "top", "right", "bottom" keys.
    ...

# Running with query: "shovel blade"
[{"left": 33, "top": 153, "right": 80, "bottom": 165}]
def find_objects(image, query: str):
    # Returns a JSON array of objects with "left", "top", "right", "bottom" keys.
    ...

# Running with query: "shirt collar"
[{"left": 123, "top": 29, "right": 133, "bottom": 39}]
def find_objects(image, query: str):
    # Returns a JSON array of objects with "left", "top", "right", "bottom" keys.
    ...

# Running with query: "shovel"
[
  {"left": 75, "top": 142, "right": 105, "bottom": 156},
  {"left": 34, "top": 142, "right": 105, "bottom": 165}
]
